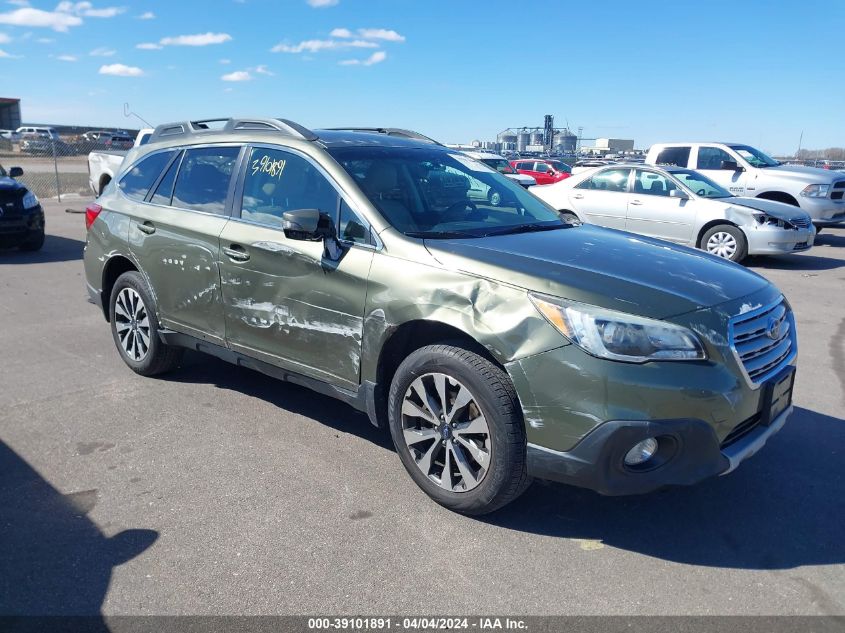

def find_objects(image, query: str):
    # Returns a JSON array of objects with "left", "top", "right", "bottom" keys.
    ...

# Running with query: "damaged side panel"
[{"left": 218, "top": 220, "right": 374, "bottom": 389}]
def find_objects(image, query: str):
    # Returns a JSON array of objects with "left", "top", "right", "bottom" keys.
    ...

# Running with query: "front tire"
[
  {"left": 387, "top": 344, "right": 530, "bottom": 515},
  {"left": 109, "top": 271, "right": 182, "bottom": 376},
  {"left": 19, "top": 229, "right": 45, "bottom": 252},
  {"left": 701, "top": 224, "right": 747, "bottom": 263}
]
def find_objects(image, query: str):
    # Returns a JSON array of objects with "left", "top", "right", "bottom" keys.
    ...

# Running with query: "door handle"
[
  {"left": 572, "top": 193, "right": 584, "bottom": 199},
  {"left": 630, "top": 199, "right": 643, "bottom": 205},
  {"left": 137, "top": 221, "right": 156, "bottom": 235},
  {"left": 223, "top": 245, "right": 250, "bottom": 262}
]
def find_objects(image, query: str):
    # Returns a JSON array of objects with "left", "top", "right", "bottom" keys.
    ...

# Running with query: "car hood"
[
  {"left": 505, "top": 173, "right": 536, "bottom": 186},
  {"left": 725, "top": 196, "right": 811, "bottom": 221},
  {"left": 0, "top": 176, "right": 25, "bottom": 193},
  {"left": 767, "top": 164, "right": 844, "bottom": 183},
  {"left": 424, "top": 225, "right": 770, "bottom": 319}
]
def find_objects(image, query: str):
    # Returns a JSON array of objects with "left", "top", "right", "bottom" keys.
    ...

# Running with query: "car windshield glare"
[
  {"left": 729, "top": 144, "right": 780, "bottom": 168},
  {"left": 671, "top": 169, "right": 732, "bottom": 198},
  {"left": 329, "top": 146, "right": 564, "bottom": 238}
]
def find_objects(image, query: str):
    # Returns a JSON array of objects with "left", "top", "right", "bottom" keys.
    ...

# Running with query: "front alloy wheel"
[
  {"left": 401, "top": 373, "right": 491, "bottom": 492},
  {"left": 114, "top": 287, "right": 150, "bottom": 362}
]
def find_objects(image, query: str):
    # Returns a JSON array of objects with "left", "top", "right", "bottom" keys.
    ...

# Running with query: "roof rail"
[
  {"left": 325, "top": 127, "right": 442, "bottom": 145},
  {"left": 148, "top": 117, "right": 319, "bottom": 144}
]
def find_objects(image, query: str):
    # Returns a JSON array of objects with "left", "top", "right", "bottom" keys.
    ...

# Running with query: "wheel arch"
[
  {"left": 100, "top": 255, "right": 138, "bottom": 321},
  {"left": 755, "top": 191, "right": 800, "bottom": 207},
  {"left": 696, "top": 219, "right": 743, "bottom": 249}
]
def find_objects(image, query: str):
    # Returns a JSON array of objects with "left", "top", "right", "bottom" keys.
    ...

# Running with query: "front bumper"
[
  {"left": 800, "top": 198, "right": 845, "bottom": 226},
  {"left": 0, "top": 205, "right": 44, "bottom": 247},
  {"left": 745, "top": 225, "right": 815, "bottom": 255},
  {"left": 525, "top": 405, "right": 793, "bottom": 495}
]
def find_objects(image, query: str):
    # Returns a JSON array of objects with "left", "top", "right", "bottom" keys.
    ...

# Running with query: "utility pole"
[{"left": 796, "top": 130, "right": 803, "bottom": 158}]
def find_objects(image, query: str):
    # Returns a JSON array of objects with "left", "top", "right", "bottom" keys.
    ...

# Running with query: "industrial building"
[
  {"left": 0, "top": 97, "right": 22, "bottom": 130},
  {"left": 579, "top": 137, "right": 636, "bottom": 156}
]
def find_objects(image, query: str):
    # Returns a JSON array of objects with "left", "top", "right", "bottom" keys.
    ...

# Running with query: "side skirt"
[{"left": 158, "top": 330, "right": 379, "bottom": 425}]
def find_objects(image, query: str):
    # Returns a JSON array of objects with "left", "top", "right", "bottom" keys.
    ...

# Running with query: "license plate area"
[{"left": 760, "top": 365, "right": 795, "bottom": 426}]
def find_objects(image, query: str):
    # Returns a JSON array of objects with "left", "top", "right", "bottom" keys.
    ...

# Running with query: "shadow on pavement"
[
  {"left": 0, "top": 235, "right": 85, "bottom": 264},
  {"left": 483, "top": 406, "right": 845, "bottom": 570},
  {"left": 748, "top": 252, "right": 844, "bottom": 271},
  {"left": 165, "top": 352, "right": 393, "bottom": 450},
  {"left": 0, "top": 441, "right": 158, "bottom": 621}
]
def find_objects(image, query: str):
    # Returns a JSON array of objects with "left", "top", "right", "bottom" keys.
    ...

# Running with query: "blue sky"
[{"left": 1, "top": 0, "right": 843, "bottom": 154}]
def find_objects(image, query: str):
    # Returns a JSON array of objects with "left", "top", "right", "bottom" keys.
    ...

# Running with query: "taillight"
[{"left": 85, "top": 203, "right": 102, "bottom": 230}]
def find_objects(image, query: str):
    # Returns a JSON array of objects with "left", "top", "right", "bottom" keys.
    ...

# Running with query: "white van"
[{"left": 16, "top": 126, "right": 60, "bottom": 140}]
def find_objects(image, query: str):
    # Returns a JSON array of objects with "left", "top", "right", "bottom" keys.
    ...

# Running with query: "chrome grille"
[
  {"left": 789, "top": 216, "right": 811, "bottom": 229},
  {"left": 729, "top": 299, "right": 796, "bottom": 385}
]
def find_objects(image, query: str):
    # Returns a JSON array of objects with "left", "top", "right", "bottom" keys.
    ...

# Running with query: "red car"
[{"left": 510, "top": 159, "right": 572, "bottom": 185}]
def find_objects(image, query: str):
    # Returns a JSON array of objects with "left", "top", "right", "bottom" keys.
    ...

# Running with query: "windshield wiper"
[
  {"left": 479, "top": 223, "right": 566, "bottom": 237},
  {"left": 404, "top": 230, "right": 480, "bottom": 239}
]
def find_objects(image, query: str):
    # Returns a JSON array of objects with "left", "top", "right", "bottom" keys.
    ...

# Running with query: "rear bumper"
[{"left": 526, "top": 406, "right": 793, "bottom": 495}]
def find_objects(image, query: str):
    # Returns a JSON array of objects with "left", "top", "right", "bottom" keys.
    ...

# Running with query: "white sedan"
[{"left": 530, "top": 164, "right": 816, "bottom": 263}]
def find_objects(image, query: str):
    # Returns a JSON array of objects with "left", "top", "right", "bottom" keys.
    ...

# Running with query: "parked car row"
[{"left": 1, "top": 126, "right": 139, "bottom": 156}]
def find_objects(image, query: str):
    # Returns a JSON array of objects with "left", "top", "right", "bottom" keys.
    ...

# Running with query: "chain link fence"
[{"left": 1, "top": 134, "right": 100, "bottom": 202}]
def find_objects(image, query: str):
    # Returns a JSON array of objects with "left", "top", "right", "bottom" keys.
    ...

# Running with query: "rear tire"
[
  {"left": 701, "top": 224, "right": 747, "bottom": 263},
  {"left": 388, "top": 343, "right": 530, "bottom": 515},
  {"left": 109, "top": 271, "right": 182, "bottom": 376}
]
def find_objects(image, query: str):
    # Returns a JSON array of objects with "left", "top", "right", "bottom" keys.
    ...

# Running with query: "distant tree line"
[{"left": 795, "top": 147, "right": 845, "bottom": 160}]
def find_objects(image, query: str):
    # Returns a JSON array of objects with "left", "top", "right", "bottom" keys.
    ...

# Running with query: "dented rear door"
[{"left": 218, "top": 145, "right": 373, "bottom": 389}]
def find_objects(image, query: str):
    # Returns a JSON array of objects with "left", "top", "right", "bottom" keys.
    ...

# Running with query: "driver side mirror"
[
  {"left": 669, "top": 189, "right": 689, "bottom": 200},
  {"left": 282, "top": 208, "right": 326, "bottom": 240},
  {"left": 9, "top": 166, "right": 23, "bottom": 178},
  {"left": 720, "top": 160, "right": 743, "bottom": 172}
]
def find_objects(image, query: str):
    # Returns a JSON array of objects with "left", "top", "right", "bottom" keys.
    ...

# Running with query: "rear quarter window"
[
  {"left": 118, "top": 150, "right": 178, "bottom": 202},
  {"left": 171, "top": 146, "right": 241, "bottom": 214}
]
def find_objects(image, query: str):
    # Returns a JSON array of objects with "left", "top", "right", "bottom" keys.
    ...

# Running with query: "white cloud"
[
  {"left": 357, "top": 28, "right": 404, "bottom": 42},
  {"left": 307, "top": 0, "right": 338, "bottom": 7},
  {"left": 159, "top": 32, "right": 232, "bottom": 46},
  {"left": 0, "top": 7, "right": 83, "bottom": 31},
  {"left": 219, "top": 58, "right": 230, "bottom": 64},
  {"left": 56, "top": 2, "right": 125, "bottom": 18},
  {"left": 136, "top": 11, "right": 154, "bottom": 19},
  {"left": 0, "top": 32, "right": 9, "bottom": 43},
  {"left": 7, "top": 1, "right": 30, "bottom": 7},
  {"left": 254, "top": 64, "right": 273, "bottom": 75},
  {"left": 340, "top": 50, "right": 387, "bottom": 66},
  {"left": 36, "top": 36, "right": 53, "bottom": 43},
  {"left": 56, "top": 53, "right": 76, "bottom": 60},
  {"left": 332, "top": 27, "right": 405, "bottom": 42},
  {"left": 136, "top": 42, "right": 161, "bottom": 49},
  {"left": 271, "top": 38, "right": 376, "bottom": 53},
  {"left": 89, "top": 46, "right": 115, "bottom": 56},
  {"left": 0, "top": 47, "right": 21, "bottom": 57},
  {"left": 221, "top": 70, "right": 251, "bottom": 81},
  {"left": 99, "top": 62, "right": 143, "bottom": 76}
]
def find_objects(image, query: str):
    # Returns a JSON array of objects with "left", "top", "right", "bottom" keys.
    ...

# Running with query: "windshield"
[
  {"left": 547, "top": 160, "right": 572, "bottom": 174},
  {"left": 329, "top": 146, "right": 564, "bottom": 238},
  {"left": 479, "top": 158, "right": 516, "bottom": 175},
  {"left": 729, "top": 144, "right": 780, "bottom": 168},
  {"left": 671, "top": 169, "right": 732, "bottom": 198}
]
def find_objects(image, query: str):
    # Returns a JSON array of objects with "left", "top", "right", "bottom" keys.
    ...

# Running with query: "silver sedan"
[{"left": 530, "top": 164, "right": 816, "bottom": 263}]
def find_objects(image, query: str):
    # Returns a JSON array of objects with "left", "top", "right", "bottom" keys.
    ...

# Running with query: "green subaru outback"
[{"left": 83, "top": 118, "right": 797, "bottom": 514}]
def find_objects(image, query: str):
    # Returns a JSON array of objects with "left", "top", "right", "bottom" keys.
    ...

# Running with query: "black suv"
[{"left": 0, "top": 165, "right": 45, "bottom": 251}]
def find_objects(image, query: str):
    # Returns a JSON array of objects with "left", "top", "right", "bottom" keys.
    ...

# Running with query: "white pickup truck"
[
  {"left": 87, "top": 128, "right": 153, "bottom": 196},
  {"left": 646, "top": 142, "right": 845, "bottom": 229}
]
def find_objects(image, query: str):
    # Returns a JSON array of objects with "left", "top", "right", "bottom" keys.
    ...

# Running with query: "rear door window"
[
  {"left": 149, "top": 151, "right": 182, "bottom": 205},
  {"left": 171, "top": 146, "right": 241, "bottom": 214},
  {"left": 654, "top": 146, "right": 691, "bottom": 167},
  {"left": 578, "top": 168, "right": 632, "bottom": 192},
  {"left": 118, "top": 150, "right": 178, "bottom": 201}
]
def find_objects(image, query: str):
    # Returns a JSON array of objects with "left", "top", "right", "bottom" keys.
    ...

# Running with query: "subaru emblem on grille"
[{"left": 767, "top": 316, "right": 782, "bottom": 340}]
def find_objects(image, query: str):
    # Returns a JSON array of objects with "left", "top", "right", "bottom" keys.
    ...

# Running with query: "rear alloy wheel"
[
  {"left": 109, "top": 271, "right": 182, "bottom": 376},
  {"left": 388, "top": 344, "right": 530, "bottom": 515},
  {"left": 701, "top": 224, "right": 747, "bottom": 263}
]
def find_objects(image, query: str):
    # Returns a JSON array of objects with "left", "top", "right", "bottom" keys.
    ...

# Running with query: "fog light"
[{"left": 624, "top": 437, "right": 658, "bottom": 466}]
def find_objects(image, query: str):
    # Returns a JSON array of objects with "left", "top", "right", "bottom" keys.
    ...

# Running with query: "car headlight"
[
  {"left": 22, "top": 191, "right": 39, "bottom": 209},
  {"left": 529, "top": 293, "right": 706, "bottom": 363},
  {"left": 752, "top": 212, "right": 786, "bottom": 228},
  {"left": 800, "top": 184, "right": 830, "bottom": 198}
]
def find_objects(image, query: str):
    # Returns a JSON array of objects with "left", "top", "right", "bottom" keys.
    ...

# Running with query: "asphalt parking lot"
[{"left": 1, "top": 200, "right": 843, "bottom": 616}]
